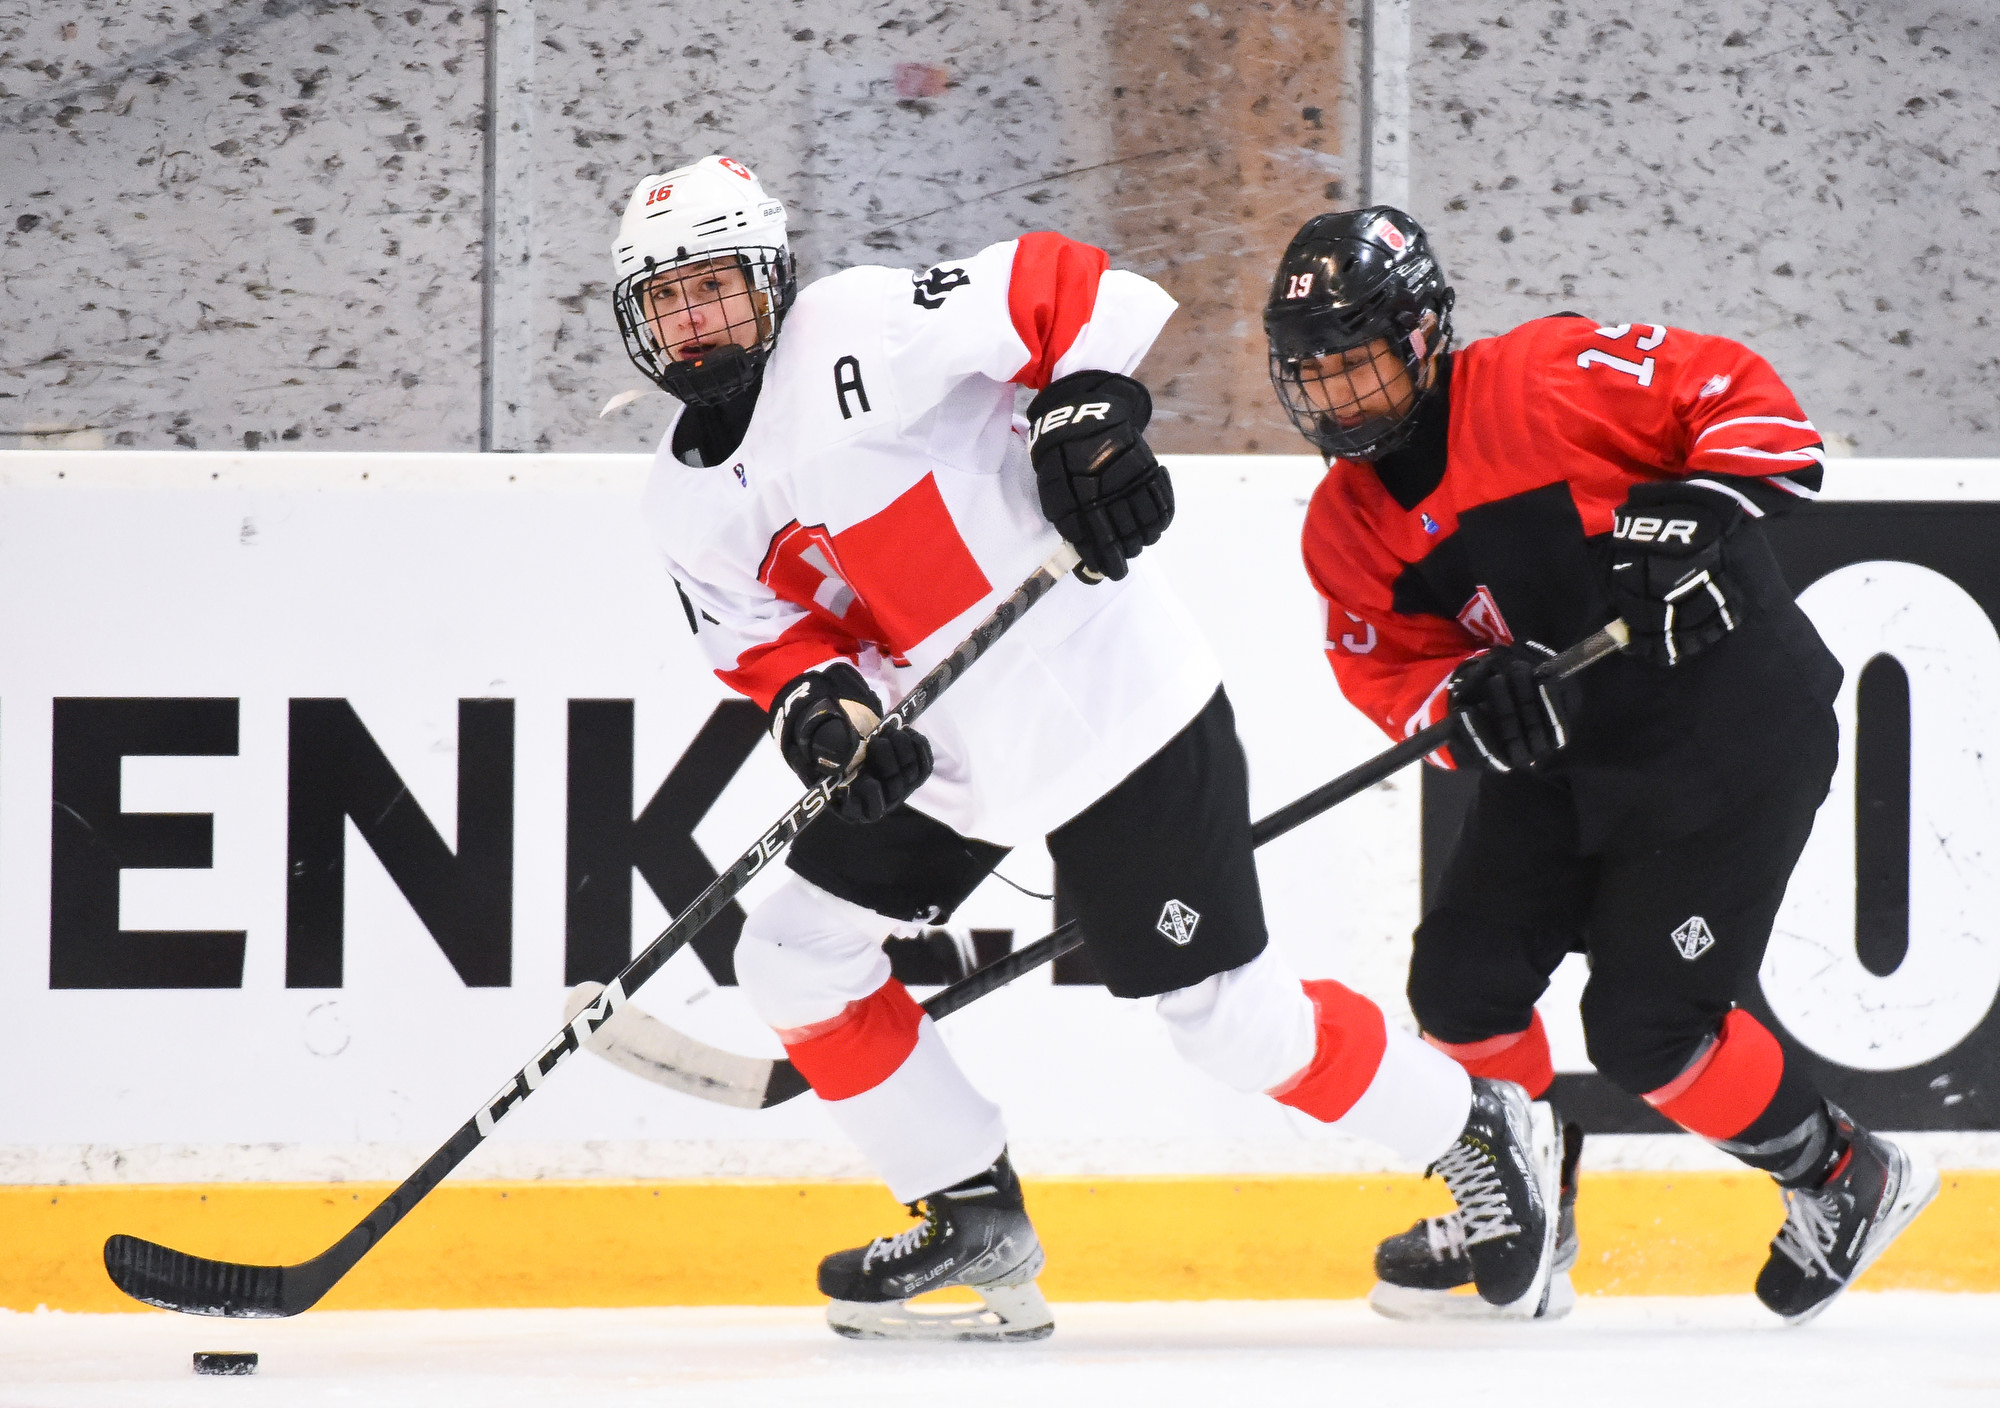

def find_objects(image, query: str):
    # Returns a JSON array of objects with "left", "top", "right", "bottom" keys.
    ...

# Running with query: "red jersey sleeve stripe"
[
  {"left": 1006, "top": 231, "right": 1110, "bottom": 390},
  {"left": 714, "top": 617, "right": 859, "bottom": 712}
]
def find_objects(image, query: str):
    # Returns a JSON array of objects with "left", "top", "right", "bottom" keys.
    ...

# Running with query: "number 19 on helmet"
[{"left": 1263, "top": 207, "right": 1456, "bottom": 462}]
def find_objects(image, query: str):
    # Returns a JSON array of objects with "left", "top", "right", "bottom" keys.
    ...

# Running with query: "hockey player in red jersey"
[
  {"left": 1263, "top": 206, "right": 1940, "bottom": 1324},
  {"left": 610, "top": 158, "right": 1564, "bottom": 1339}
]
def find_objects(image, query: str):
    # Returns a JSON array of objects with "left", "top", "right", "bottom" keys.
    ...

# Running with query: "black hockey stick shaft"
[
  {"left": 103, "top": 543, "right": 1083, "bottom": 1318},
  {"left": 914, "top": 618, "right": 1632, "bottom": 1026}
]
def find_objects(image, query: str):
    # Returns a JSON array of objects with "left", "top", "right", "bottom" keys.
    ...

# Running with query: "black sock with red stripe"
[{"left": 1644, "top": 1008, "right": 1849, "bottom": 1189}]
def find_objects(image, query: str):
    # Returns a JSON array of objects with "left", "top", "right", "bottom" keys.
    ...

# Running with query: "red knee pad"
[
  {"left": 1268, "top": 979, "right": 1388, "bottom": 1123},
  {"left": 777, "top": 980, "right": 925, "bottom": 1101},
  {"left": 1423, "top": 1010, "right": 1554, "bottom": 1099},
  {"left": 1643, "top": 1007, "right": 1784, "bottom": 1140}
]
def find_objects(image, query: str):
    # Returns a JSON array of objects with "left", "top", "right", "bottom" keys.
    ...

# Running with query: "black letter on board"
[
  {"left": 287, "top": 699, "right": 514, "bottom": 988},
  {"left": 49, "top": 698, "right": 246, "bottom": 989},
  {"left": 565, "top": 700, "right": 766, "bottom": 986}
]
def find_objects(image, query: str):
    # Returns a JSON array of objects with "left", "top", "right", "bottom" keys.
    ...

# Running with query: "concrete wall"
[
  {"left": 1, "top": 0, "right": 491, "bottom": 452},
  {"left": 1406, "top": 1, "right": 1999, "bottom": 456},
  {"left": 5, "top": 0, "right": 1993, "bottom": 456},
  {"left": 2, "top": 0, "right": 1356, "bottom": 454}
]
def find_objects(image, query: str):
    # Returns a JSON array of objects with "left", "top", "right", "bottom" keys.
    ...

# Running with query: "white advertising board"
[{"left": 0, "top": 453, "right": 1995, "bottom": 1181}]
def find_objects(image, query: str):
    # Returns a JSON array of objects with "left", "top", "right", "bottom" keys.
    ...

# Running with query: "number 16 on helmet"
[{"left": 611, "top": 155, "right": 796, "bottom": 407}]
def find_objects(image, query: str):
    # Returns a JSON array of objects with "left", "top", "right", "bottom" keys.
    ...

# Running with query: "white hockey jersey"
[{"left": 641, "top": 233, "right": 1223, "bottom": 846}]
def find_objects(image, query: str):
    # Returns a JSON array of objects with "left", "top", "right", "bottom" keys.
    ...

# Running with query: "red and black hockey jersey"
[{"left": 1303, "top": 315, "right": 1842, "bottom": 846}]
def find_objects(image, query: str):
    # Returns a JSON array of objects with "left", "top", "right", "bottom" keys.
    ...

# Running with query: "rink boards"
[{"left": 1, "top": 451, "right": 1998, "bottom": 1309}]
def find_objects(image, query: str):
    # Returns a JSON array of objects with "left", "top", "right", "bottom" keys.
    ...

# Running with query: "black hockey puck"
[{"left": 192, "top": 1351, "right": 258, "bottom": 1376}]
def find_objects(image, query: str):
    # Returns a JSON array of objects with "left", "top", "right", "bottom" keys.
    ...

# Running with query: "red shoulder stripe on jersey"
[{"left": 1006, "top": 231, "right": 1110, "bottom": 390}]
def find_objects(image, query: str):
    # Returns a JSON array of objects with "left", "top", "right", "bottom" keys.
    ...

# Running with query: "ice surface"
[{"left": 3, "top": 1296, "right": 1997, "bottom": 1408}]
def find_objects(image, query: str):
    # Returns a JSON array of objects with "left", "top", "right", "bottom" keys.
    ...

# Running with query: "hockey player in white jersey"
[{"left": 611, "top": 155, "right": 1562, "bottom": 1339}]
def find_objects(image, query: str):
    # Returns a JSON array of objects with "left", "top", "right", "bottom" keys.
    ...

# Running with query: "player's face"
[
  {"left": 1293, "top": 338, "right": 1420, "bottom": 430},
  {"left": 640, "top": 259, "right": 763, "bottom": 362}
]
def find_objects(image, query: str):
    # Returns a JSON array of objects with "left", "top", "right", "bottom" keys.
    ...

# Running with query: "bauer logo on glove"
[
  {"left": 1025, "top": 369, "right": 1174, "bottom": 582},
  {"left": 769, "top": 662, "right": 934, "bottom": 824},
  {"left": 1605, "top": 482, "right": 1746, "bottom": 668}
]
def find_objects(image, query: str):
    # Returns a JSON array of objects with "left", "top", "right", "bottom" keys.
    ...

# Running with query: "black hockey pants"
[{"left": 1407, "top": 707, "right": 1838, "bottom": 1096}]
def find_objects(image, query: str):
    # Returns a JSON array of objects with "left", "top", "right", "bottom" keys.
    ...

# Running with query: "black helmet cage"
[
  {"left": 1264, "top": 207, "right": 1455, "bottom": 461},
  {"left": 613, "top": 244, "right": 796, "bottom": 407}
]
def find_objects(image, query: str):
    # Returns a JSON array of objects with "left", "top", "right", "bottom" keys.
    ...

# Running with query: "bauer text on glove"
[
  {"left": 769, "top": 662, "right": 934, "bottom": 824},
  {"left": 1025, "top": 370, "right": 1173, "bottom": 582},
  {"left": 1606, "top": 482, "right": 1745, "bottom": 668}
]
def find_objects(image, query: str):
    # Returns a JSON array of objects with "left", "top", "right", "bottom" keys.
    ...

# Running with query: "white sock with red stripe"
[
  {"left": 737, "top": 878, "right": 1006, "bottom": 1203},
  {"left": 1158, "top": 947, "right": 1470, "bottom": 1165},
  {"left": 1155, "top": 947, "right": 1316, "bottom": 1090},
  {"left": 809, "top": 1015, "right": 1007, "bottom": 1203}
]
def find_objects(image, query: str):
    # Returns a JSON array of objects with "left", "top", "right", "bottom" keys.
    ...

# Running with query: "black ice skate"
[
  {"left": 1754, "top": 1108, "right": 1939, "bottom": 1325},
  {"left": 1370, "top": 1115, "right": 1582, "bottom": 1321},
  {"left": 1365, "top": 1078, "right": 1559, "bottom": 1317},
  {"left": 818, "top": 1151, "right": 1052, "bottom": 1342}
]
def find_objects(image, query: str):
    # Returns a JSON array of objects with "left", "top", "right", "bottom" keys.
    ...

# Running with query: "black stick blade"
[{"left": 103, "top": 1236, "right": 290, "bottom": 1318}]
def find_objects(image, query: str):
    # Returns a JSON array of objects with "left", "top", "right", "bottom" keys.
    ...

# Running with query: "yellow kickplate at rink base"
[{"left": 3, "top": 1171, "right": 1995, "bottom": 1313}]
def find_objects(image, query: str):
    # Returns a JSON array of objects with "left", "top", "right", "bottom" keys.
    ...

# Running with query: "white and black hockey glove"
[
  {"left": 769, "top": 663, "right": 933, "bottom": 824},
  {"left": 1606, "top": 482, "right": 1744, "bottom": 667},
  {"left": 1446, "top": 644, "right": 1572, "bottom": 773},
  {"left": 1026, "top": 370, "right": 1174, "bottom": 582}
]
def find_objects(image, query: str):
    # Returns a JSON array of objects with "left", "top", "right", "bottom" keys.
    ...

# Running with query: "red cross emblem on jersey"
[{"left": 1456, "top": 584, "right": 1515, "bottom": 646}]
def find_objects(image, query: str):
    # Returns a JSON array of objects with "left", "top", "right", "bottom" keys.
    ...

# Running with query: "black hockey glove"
[
  {"left": 1026, "top": 370, "right": 1173, "bottom": 582},
  {"left": 769, "top": 662, "right": 933, "bottom": 824},
  {"left": 1606, "top": 482, "right": 1744, "bottom": 667},
  {"left": 1446, "top": 644, "right": 1573, "bottom": 773}
]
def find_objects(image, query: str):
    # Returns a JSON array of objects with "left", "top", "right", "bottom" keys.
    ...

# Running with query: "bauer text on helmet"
[
  {"left": 1264, "top": 207, "right": 1456, "bottom": 461},
  {"left": 611, "top": 155, "right": 796, "bottom": 407}
]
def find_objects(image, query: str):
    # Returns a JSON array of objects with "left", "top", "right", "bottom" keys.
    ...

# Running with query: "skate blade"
[
  {"left": 827, "top": 1281, "right": 1054, "bottom": 1343},
  {"left": 1369, "top": 1272, "right": 1574, "bottom": 1323},
  {"left": 1782, "top": 1146, "right": 1943, "bottom": 1328}
]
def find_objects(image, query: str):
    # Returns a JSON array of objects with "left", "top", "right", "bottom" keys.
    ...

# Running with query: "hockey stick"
[
  {"left": 578, "top": 619, "right": 1631, "bottom": 1107},
  {"left": 102, "top": 543, "right": 1083, "bottom": 1318}
]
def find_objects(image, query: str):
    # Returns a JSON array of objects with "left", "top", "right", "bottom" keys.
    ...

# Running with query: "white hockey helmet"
[{"left": 611, "top": 155, "right": 795, "bottom": 406}]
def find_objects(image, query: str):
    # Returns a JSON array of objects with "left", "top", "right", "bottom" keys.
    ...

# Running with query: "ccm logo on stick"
[
  {"left": 1027, "top": 402, "right": 1109, "bottom": 446},
  {"left": 1612, "top": 515, "right": 1697, "bottom": 545}
]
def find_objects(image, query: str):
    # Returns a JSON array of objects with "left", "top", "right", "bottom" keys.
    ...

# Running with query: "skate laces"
[
  {"left": 860, "top": 1202, "right": 941, "bottom": 1273},
  {"left": 1433, "top": 1138, "right": 1522, "bottom": 1247},
  {"left": 1772, "top": 1185, "right": 1840, "bottom": 1277},
  {"left": 1424, "top": 1213, "right": 1470, "bottom": 1260}
]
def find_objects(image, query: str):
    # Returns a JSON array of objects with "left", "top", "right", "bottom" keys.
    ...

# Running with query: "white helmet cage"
[{"left": 611, "top": 155, "right": 795, "bottom": 407}]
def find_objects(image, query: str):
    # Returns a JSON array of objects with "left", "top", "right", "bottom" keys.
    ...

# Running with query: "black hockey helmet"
[{"left": 1264, "top": 207, "right": 1455, "bottom": 461}]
